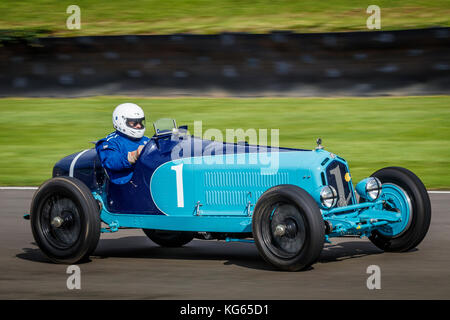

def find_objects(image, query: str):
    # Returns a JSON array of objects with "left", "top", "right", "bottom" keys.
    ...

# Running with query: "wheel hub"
[
  {"left": 50, "top": 211, "right": 74, "bottom": 229},
  {"left": 377, "top": 183, "right": 413, "bottom": 238},
  {"left": 51, "top": 216, "right": 64, "bottom": 228},
  {"left": 284, "top": 220, "right": 298, "bottom": 238},
  {"left": 274, "top": 220, "right": 298, "bottom": 238},
  {"left": 274, "top": 224, "right": 286, "bottom": 237}
]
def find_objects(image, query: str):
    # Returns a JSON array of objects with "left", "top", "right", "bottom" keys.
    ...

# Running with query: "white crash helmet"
[{"left": 112, "top": 103, "right": 146, "bottom": 139}]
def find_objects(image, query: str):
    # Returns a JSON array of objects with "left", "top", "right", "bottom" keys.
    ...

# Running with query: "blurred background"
[{"left": 0, "top": 0, "right": 449, "bottom": 188}]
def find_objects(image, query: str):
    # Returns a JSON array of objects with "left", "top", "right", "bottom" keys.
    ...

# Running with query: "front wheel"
[
  {"left": 252, "top": 185, "right": 325, "bottom": 271},
  {"left": 368, "top": 167, "right": 431, "bottom": 252}
]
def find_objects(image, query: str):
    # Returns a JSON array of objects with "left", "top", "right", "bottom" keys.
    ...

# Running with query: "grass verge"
[
  {"left": 0, "top": 96, "right": 449, "bottom": 188},
  {"left": 0, "top": 1, "right": 449, "bottom": 37}
]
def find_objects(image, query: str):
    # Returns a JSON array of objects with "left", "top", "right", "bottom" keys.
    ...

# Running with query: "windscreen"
[{"left": 153, "top": 118, "right": 177, "bottom": 135}]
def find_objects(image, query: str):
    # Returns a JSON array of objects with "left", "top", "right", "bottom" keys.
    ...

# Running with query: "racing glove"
[{"left": 127, "top": 145, "right": 145, "bottom": 164}]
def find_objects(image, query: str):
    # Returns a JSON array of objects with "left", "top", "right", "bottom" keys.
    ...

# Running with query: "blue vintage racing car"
[{"left": 28, "top": 119, "right": 431, "bottom": 271}]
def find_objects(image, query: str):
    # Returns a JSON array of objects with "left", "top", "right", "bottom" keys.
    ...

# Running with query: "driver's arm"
[{"left": 96, "top": 141, "right": 134, "bottom": 171}]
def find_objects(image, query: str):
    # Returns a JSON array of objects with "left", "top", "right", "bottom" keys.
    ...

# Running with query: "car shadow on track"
[
  {"left": 17, "top": 247, "right": 52, "bottom": 263},
  {"left": 318, "top": 239, "right": 384, "bottom": 263},
  {"left": 92, "top": 236, "right": 272, "bottom": 267},
  {"left": 17, "top": 236, "right": 386, "bottom": 271}
]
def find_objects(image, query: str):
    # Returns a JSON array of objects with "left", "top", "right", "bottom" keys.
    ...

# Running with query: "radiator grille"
[{"left": 326, "top": 161, "right": 354, "bottom": 207}]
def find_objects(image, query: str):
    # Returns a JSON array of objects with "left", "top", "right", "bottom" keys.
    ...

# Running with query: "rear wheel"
[
  {"left": 30, "top": 177, "right": 101, "bottom": 264},
  {"left": 142, "top": 229, "right": 194, "bottom": 247},
  {"left": 252, "top": 185, "right": 325, "bottom": 271},
  {"left": 368, "top": 167, "right": 431, "bottom": 252}
]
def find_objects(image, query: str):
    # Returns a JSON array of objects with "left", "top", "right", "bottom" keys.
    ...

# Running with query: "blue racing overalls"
[{"left": 95, "top": 131, "right": 150, "bottom": 184}]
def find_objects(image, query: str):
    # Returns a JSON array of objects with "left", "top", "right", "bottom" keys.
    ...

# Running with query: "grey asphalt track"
[{"left": 0, "top": 190, "right": 449, "bottom": 299}]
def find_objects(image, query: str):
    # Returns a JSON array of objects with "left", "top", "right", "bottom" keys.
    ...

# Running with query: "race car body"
[{"left": 29, "top": 119, "right": 431, "bottom": 271}]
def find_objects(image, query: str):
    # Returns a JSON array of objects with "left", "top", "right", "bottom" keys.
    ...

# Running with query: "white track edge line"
[{"left": 0, "top": 187, "right": 38, "bottom": 190}]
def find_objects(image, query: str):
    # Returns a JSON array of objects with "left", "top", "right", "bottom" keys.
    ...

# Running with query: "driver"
[{"left": 96, "top": 103, "right": 150, "bottom": 184}]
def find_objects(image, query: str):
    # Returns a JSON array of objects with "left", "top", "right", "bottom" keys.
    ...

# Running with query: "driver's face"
[{"left": 129, "top": 121, "right": 142, "bottom": 129}]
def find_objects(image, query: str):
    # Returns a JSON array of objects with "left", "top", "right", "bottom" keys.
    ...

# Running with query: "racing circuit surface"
[{"left": 1, "top": 190, "right": 449, "bottom": 300}]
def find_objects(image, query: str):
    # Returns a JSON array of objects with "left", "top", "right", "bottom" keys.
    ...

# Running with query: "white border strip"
[{"left": 0, "top": 187, "right": 38, "bottom": 190}]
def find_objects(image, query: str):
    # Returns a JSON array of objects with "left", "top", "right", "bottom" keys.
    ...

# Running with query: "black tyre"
[
  {"left": 368, "top": 167, "right": 431, "bottom": 252},
  {"left": 252, "top": 184, "right": 325, "bottom": 271},
  {"left": 30, "top": 177, "right": 101, "bottom": 264},
  {"left": 143, "top": 229, "right": 194, "bottom": 247}
]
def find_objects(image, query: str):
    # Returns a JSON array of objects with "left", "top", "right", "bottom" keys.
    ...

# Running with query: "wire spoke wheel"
[
  {"left": 40, "top": 195, "right": 82, "bottom": 250},
  {"left": 262, "top": 203, "right": 306, "bottom": 259},
  {"left": 253, "top": 185, "right": 324, "bottom": 271}
]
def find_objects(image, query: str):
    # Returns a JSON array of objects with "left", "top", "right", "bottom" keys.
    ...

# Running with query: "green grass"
[
  {"left": 0, "top": 0, "right": 449, "bottom": 37},
  {"left": 0, "top": 96, "right": 449, "bottom": 188}
]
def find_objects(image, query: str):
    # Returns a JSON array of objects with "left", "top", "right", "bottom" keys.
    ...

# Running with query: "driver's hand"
[
  {"left": 127, "top": 150, "right": 138, "bottom": 164},
  {"left": 127, "top": 145, "right": 145, "bottom": 164},
  {"left": 137, "top": 144, "right": 144, "bottom": 156}
]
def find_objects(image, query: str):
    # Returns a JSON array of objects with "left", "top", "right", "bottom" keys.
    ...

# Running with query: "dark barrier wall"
[{"left": 0, "top": 28, "right": 449, "bottom": 97}]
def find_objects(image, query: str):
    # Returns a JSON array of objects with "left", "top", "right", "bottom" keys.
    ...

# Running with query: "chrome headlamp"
[
  {"left": 356, "top": 177, "right": 382, "bottom": 201},
  {"left": 320, "top": 185, "right": 338, "bottom": 208}
]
